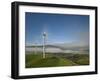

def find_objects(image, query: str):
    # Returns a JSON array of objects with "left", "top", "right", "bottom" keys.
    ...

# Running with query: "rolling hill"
[{"left": 26, "top": 56, "right": 77, "bottom": 68}]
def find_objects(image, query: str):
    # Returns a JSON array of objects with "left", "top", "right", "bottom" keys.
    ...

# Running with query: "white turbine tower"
[{"left": 42, "top": 32, "right": 47, "bottom": 58}]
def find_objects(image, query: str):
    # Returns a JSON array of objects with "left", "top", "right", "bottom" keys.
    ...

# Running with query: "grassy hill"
[
  {"left": 25, "top": 52, "right": 89, "bottom": 68},
  {"left": 26, "top": 56, "right": 77, "bottom": 68}
]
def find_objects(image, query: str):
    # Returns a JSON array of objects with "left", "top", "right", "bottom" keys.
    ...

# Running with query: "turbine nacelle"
[{"left": 43, "top": 32, "right": 47, "bottom": 37}]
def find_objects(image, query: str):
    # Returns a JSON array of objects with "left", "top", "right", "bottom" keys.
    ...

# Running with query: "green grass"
[
  {"left": 69, "top": 54, "right": 89, "bottom": 65},
  {"left": 25, "top": 52, "right": 89, "bottom": 68}
]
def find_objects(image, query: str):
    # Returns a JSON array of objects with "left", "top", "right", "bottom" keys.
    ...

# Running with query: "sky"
[{"left": 25, "top": 12, "right": 89, "bottom": 46}]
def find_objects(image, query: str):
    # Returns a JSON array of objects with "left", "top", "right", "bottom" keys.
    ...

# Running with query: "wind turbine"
[{"left": 42, "top": 32, "right": 47, "bottom": 58}]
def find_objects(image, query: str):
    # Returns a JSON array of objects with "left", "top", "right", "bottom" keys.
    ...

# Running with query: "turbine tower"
[{"left": 42, "top": 32, "right": 47, "bottom": 58}]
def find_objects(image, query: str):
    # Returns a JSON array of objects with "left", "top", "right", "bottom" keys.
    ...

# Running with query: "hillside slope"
[{"left": 26, "top": 54, "right": 77, "bottom": 68}]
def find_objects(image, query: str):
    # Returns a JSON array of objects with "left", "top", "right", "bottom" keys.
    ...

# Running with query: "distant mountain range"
[{"left": 26, "top": 43, "right": 89, "bottom": 54}]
